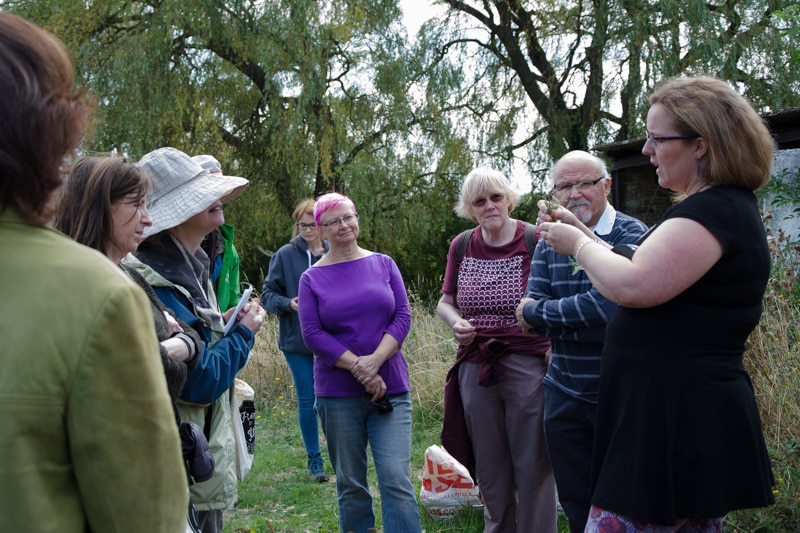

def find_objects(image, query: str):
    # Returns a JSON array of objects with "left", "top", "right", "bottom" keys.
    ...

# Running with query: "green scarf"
[{"left": 216, "top": 223, "right": 241, "bottom": 311}]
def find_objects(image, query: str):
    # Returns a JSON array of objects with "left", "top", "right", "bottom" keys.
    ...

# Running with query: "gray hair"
[{"left": 548, "top": 151, "right": 610, "bottom": 187}]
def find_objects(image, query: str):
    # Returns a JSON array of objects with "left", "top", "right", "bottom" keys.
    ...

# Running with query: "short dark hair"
[
  {"left": 0, "top": 13, "right": 93, "bottom": 223},
  {"left": 54, "top": 156, "right": 151, "bottom": 254}
]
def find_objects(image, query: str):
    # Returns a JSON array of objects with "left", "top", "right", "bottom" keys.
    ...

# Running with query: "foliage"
[
  {"left": 758, "top": 167, "right": 800, "bottom": 226},
  {"left": 433, "top": 0, "right": 800, "bottom": 167},
  {"left": 6, "top": 0, "right": 799, "bottom": 299},
  {"left": 774, "top": 4, "right": 800, "bottom": 71},
  {"left": 5, "top": 0, "right": 487, "bottom": 299}
]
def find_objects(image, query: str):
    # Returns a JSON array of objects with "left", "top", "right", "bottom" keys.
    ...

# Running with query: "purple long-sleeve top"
[{"left": 298, "top": 253, "right": 412, "bottom": 398}]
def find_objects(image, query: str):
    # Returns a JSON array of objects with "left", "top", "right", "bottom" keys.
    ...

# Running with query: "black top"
[{"left": 591, "top": 186, "right": 775, "bottom": 524}]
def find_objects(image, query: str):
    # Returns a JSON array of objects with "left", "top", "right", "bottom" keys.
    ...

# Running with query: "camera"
[{"left": 373, "top": 396, "right": 393, "bottom": 416}]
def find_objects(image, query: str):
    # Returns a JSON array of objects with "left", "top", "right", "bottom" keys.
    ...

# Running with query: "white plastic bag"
[
  {"left": 419, "top": 444, "right": 482, "bottom": 518},
  {"left": 231, "top": 378, "right": 255, "bottom": 480}
]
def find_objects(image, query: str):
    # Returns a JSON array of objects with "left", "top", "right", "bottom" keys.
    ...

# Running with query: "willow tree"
[
  {"left": 12, "top": 0, "right": 793, "bottom": 295},
  {"left": 427, "top": 0, "right": 800, "bottom": 177},
  {"left": 7, "top": 0, "right": 479, "bottom": 295}
]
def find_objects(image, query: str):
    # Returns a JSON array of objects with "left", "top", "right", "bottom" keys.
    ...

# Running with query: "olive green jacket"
[{"left": 0, "top": 208, "right": 187, "bottom": 532}]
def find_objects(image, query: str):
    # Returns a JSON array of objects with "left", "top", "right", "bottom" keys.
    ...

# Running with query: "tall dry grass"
[
  {"left": 237, "top": 294, "right": 458, "bottom": 416},
  {"left": 745, "top": 238, "right": 800, "bottom": 447},
  {"left": 241, "top": 251, "right": 800, "bottom": 446},
  {"left": 236, "top": 314, "right": 294, "bottom": 413},
  {"left": 237, "top": 237, "right": 800, "bottom": 530},
  {"left": 730, "top": 231, "right": 800, "bottom": 531}
]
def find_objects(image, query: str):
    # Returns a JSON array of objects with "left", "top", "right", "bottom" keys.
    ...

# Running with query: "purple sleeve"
[
  {"left": 299, "top": 255, "right": 412, "bottom": 396},
  {"left": 384, "top": 255, "right": 411, "bottom": 346},
  {"left": 299, "top": 255, "right": 411, "bottom": 369},
  {"left": 298, "top": 271, "right": 350, "bottom": 367}
]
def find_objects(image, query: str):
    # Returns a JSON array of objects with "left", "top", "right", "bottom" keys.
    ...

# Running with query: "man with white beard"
[{"left": 516, "top": 150, "right": 647, "bottom": 533}]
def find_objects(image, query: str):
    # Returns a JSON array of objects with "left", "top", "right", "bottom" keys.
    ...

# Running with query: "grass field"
[
  {"left": 225, "top": 238, "right": 800, "bottom": 532},
  {"left": 225, "top": 301, "right": 567, "bottom": 532}
]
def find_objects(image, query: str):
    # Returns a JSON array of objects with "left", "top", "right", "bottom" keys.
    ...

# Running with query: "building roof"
[{"left": 594, "top": 107, "right": 800, "bottom": 155}]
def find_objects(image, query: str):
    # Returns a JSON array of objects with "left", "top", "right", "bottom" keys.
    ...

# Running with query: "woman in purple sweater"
[{"left": 298, "top": 192, "right": 421, "bottom": 533}]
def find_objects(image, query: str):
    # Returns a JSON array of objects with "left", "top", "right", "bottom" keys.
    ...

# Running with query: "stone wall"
[{"left": 763, "top": 148, "right": 800, "bottom": 243}]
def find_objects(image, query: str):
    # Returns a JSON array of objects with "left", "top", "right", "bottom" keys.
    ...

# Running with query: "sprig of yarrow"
[
  {"left": 545, "top": 197, "right": 561, "bottom": 216},
  {"left": 569, "top": 255, "right": 583, "bottom": 274},
  {"left": 543, "top": 197, "right": 581, "bottom": 273}
]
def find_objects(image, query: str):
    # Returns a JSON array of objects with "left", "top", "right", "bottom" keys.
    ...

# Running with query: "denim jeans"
[
  {"left": 282, "top": 351, "right": 320, "bottom": 457},
  {"left": 316, "top": 393, "right": 421, "bottom": 533}
]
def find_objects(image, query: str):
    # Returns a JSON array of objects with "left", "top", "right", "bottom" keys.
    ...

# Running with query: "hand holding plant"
[{"left": 537, "top": 197, "right": 563, "bottom": 225}]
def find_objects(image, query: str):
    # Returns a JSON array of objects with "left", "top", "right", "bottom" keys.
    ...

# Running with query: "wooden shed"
[{"left": 593, "top": 107, "right": 800, "bottom": 227}]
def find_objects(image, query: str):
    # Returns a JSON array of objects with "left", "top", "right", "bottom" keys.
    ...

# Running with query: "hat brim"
[{"left": 144, "top": 171, "right": 248, "bottom": 237}]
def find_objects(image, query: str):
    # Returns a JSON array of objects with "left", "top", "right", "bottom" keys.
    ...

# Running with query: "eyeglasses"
[
  {"left": 472, "top": 193, "right": 505, "bottom": 208},
  {"left": 320, "top": 214, "right": 358, "bottom": 228},
  {"left": 645, "top": 132, "right": 698, "bottom": 147},
  {"left": 296, "top": 222, "right": 317, "bottom": 230},
  {"left": 552, "top": 176, "right": 605, "bottom": 195}
]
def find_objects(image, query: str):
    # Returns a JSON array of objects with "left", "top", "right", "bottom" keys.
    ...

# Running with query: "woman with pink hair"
[{"left": 298, "top": 192, "right": 421, "bottom": 533}]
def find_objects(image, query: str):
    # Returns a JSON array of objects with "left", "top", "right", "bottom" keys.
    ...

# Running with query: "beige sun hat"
[
  {"left": 138, "top": 147, "right": 248, "bottom": 237},
  {"left": 192, "top": 154, "right": 228, "bottom": 177}
]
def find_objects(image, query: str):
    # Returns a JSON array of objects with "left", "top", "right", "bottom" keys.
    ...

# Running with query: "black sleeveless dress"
[{"left": 590, "top": 186, "right": 775, "bottom": 525}]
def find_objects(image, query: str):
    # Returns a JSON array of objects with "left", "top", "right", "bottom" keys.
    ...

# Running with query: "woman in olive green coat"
[{"left": 0, "top": 13, "right": 187, "bottom": 532}]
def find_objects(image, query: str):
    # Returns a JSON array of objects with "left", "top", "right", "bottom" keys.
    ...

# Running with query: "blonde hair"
[
  {"left": 291, "top": 198, "right": 316, "bottom": 241},
  {"left": 455, "top": 167, "right": 519, "bottom": 221},
  {"left": 649, "top": 76, "right": 774, "bottom": 190}
]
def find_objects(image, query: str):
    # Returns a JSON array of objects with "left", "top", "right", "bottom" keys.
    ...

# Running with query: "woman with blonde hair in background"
[{"left": 262, "top": 198, "right": 330, "bottom": 482}]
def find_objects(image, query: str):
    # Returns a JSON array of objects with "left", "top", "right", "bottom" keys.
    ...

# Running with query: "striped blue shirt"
[{"left": 523, "top": 204, "right": 647, "bottom": 403}]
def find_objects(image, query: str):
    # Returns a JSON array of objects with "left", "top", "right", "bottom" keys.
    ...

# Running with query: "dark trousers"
[
  {"left": 543, "top": 384, "right": 597, "bottom": 533},
  {"left": 196, "top": 509, "right": 223, "bottom": 533}
]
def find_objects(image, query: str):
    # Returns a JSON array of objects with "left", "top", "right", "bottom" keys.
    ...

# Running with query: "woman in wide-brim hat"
[{"left": 124, "top": 146, "right": 266, "bottom": 533}]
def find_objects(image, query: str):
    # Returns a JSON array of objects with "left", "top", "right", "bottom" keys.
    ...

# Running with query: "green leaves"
[{"left": 7, "top": 0, "right": 798, "bottom": 302}]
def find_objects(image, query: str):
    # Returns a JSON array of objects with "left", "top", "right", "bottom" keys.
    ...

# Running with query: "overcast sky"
[{"left": 400, "top": 0, "right": 446, "bottom": 40}]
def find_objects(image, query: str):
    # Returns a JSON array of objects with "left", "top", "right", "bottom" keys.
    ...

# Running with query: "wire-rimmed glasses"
[{"left": 320, "top": 214, "right": 359, "bottom": 228}]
